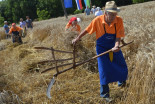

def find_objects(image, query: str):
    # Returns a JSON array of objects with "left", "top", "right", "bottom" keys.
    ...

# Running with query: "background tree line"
[{"left": 0, "top": 0, "right": 153, "bottom": 26}]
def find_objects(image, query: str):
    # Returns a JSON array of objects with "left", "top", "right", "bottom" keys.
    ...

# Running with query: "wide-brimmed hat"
[
  {"left": 96, "top": 7, "right": 101, "bottom": 11},
  {"left": 4, "top": 21, "right": 7, "bottom": 23},
  {"left": 105, "top": 1, "right": 120, "bottom": 13},
  {"left": 92, "top": 5, "right": 96, "bottom": 8}
]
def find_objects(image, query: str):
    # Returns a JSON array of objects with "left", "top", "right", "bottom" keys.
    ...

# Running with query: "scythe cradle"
[{"left": 34, "top": 40, "right": 133, "bottom": 99}]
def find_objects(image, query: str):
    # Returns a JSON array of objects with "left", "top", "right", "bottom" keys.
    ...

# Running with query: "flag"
[
  {"left": 84, "top": 0, "right": 87, "bottom": 7},
  {"left": 75, "top": 0, "right": 83, "bottom": 10},
  {"left": 86, "top": 0, "right": 91, "bottom": 8},
  {"left": 84, "top": 0, "right": 90, "bottom": 8},
  {"left": 64, "top": 0, "right": 73, "bottom": 8}
]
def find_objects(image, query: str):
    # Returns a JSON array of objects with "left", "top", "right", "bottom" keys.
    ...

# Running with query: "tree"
[
  {"left": 0, "top": 0, "right": 7, "bottom": 19},
  {"left": 0, "top": 15, "right": 4, "bottom": 26},
  {"left": 3, "top": 0, "right": 38, "bottom": 23},
  {"left": 37, "top": 9, "right": 50, "bottom": 20},
  {"left": 0, "top": 0, "right": 152, "bottom": 25},
  {"left": 36, "top": 0, "right": 64, "bottom": 18}
]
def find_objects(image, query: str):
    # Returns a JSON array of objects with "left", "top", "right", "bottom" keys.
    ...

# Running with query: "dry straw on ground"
[
  {"left": 0, "top": 30, "right": 6, "bottom": 41},
  {"left": 0, "top": 1, "right": 155, "bottom": 104},
  {"left": 0, "top": 90, "right": 22, "bottom": 104}
]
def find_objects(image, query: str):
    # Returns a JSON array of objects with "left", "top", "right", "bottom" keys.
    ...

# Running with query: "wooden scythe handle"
[{"left": 54, "top": 40, "right": 134, "bottom": 76}]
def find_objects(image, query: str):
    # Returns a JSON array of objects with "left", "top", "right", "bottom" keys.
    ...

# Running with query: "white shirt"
[
  {"left": 20, "top": 21, "right": 26, "bottom": 28},
  {"left": 95, "top": 10, "right": 103, "bottom": 16},
  {"left": 91, "top": 8, "right": 96, "bottom": 14}
]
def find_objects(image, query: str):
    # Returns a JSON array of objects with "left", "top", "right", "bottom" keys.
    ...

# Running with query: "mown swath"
[{"left": 34, "top": 47, "right": 73, "bottom": 53}]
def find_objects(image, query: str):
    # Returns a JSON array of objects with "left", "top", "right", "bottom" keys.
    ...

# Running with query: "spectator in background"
[
  {"left": 3, "top": 21, "right": 11, "bottom": 39},
  {"left": 84, "top": 6, "right": 91, "bottom": 16},
  {"left": 20, "top": 18, "right": 26, "bottom": 37},
  {"left": 95, "top": 7, "right": 103, "bottom": 16},
  {"left": 91, "top": 5, "right": 97, "bottom": 14},
  {"left": 9, "top": 23, "right": 23, "bottom": 44},
  {"left": 65, "top": 17, "right": 81, "bottom": 35},
  {"left": 26, "top": 16, "right": 33, "bottom": 29}
]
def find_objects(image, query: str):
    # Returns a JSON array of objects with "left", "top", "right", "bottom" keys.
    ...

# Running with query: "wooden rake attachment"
[{"left": 34, "top": 40, "right": 133, "bottom": 99}]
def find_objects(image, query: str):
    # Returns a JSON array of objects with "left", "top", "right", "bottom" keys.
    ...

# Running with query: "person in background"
[
  {"left": 65, "top": 17, "right": 81, "bottom": 35},
  {"left": 26, "top": 16, "right": 33, "bottom": 29},
  {"left": 3, "top": 21, "right": 11, "bottom": 39},
  {"left": 91, "top": 5, "right": 97, "bottom": 14},
  {"left": 95, "top": 7, "right": 103, "bottom": 16},
  {"left": 72, "top": 1, "right": 128, "bottom": 102},
  {"left": 9, "top": 23, "right": 23, "bottom": 44},
  {"left": 84, "top": 6, "right": 91, "bottom": 16},
  {"left": 20, "top": 18, "right": 26, "bottom": 37}
]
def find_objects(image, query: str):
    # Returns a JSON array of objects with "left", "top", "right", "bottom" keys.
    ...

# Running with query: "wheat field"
[{"left": 0, "top": 1, "right": 155, "bottom": 104}]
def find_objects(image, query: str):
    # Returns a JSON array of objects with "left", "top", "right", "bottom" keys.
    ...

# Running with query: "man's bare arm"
[{"left": 72, "top": 30, "right": 88, "bottom": 44}]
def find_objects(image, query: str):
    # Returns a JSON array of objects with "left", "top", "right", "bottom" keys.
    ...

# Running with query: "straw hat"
[
  {"left": 4, "top": 21, "right": 7, "bottom": 24},
  {"left": 92, "top": 5, "right": 96, "bottom": 8},
  {"left": 96, "top": 7, "right": 101, "bottom": 11},
  {"left": 105, "top": 1, "right": 120, "bottom": 13}
]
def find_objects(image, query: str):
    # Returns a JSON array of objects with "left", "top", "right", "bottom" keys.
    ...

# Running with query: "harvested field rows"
[{"left": 0, "top": 1, "right": 155, "bottom": 104}]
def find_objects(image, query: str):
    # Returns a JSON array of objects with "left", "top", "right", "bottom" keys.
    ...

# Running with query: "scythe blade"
[{"left": 46, "top": 76, "right": 56, "bottom": 99}]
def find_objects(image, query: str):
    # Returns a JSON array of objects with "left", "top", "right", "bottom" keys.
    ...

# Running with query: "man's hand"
[
  {"left": 72, "top": 37, "right": 80, "bottom": 45},
  {"left": 112, "top": 38, "right": 121, "bottom": 52},
  {"left": 112, "top": 46, "right": 120, "bottom": 52},
  {"left": 72, "top": 30, "right": 88, "bottom": 45},
  {"left": 19, "top": 30, "right": 23, "bottom": 37}
]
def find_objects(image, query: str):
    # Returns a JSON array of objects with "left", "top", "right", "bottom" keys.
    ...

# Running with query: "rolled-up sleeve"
[
  {"left": 85, "top": 19, "right": 96, "bottom": 35},
  {"left": 116, "top": 18, "right": 125, "bottom": 38}
]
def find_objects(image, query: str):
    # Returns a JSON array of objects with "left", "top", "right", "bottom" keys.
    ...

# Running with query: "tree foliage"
[
  {"left": 0, "top": 0, "right": 153, "bottom": 25},
  {"left": 0, "top": 15, "right": 4, "bottom": 26},
  {"left": 132, "top": 0, "right": 151, "bottom": 3},
  {"left": 37, "top": 9, "right": 50, "bottom": 21},
  {"left": 74, "top": 9, "right": 83, "bottom": 14}
]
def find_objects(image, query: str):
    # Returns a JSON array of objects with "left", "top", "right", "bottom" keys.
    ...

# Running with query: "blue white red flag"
[{"left": 75, "top": 0, "right": 83, "bottom": 10}]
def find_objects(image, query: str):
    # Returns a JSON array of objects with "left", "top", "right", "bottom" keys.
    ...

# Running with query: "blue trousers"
[
  {"left": 100, "top": 84, "right": 109, "bottom": 98},
  {"left": 12, "top": 35, "right": 23, "bottom": 43},
  {"left": 100, "top": 81, "right": 125, "bottom": 98}
]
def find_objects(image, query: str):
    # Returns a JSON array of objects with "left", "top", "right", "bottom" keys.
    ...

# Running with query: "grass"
[
  {"left": 0, "top": 29, "right": 7, "bottom": 41},
  {"left": 0, "top": 1, "right": 155, "bottom": 104}
]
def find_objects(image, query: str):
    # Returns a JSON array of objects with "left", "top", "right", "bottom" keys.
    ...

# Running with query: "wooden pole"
[
  {"left": 73, "top": 45, "right": 76, "bottom": 69},
  {"left": 51, "top": 47, "right": 59, "bottom": 74},
  {"left": 61, "top": 0, "right": 68, "bottom": 19},
  {"left": 54, "top": 41, "right": 133, "bottom": 76}
]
